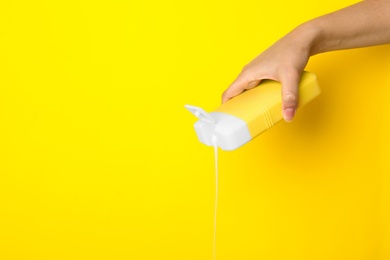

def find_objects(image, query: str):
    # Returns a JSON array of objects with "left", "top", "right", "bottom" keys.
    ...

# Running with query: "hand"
[
  {"left": 222, "top": 25, "right": 314, "bottom": 122},
  {"left": 222, "top": 0, "right": 390, "bottom": 122}
]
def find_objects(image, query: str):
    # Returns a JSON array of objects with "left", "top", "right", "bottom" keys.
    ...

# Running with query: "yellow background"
[{"left": 0, "top": 0, "right": 389, "bottom": 259}]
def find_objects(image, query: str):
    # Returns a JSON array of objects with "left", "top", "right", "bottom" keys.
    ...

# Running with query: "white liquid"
[{"left": 212, "top": 136, "right": 218, "bottom": 260}]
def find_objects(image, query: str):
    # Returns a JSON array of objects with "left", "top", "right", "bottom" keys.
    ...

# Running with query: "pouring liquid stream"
[{"left": 212, "top": 136, "right": 218, "bottom": 260}]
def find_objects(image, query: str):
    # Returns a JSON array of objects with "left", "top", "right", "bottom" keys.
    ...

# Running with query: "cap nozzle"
[{"left": 184, "top": 105, "right": 216, "bottom": 124}]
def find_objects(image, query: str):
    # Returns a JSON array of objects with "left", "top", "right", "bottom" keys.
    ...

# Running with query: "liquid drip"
[{"left": 212, "top": 136, "right": 218, "bottom": 260}]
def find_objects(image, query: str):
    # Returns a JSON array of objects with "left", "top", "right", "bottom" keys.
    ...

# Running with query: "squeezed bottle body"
[{"left": 186, "top": 71, "right": 321, "bottom": 151}]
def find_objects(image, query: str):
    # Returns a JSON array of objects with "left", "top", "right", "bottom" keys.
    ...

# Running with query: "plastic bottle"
[{"left": 185, "top": 71, "right": 321, "bottom": 150}]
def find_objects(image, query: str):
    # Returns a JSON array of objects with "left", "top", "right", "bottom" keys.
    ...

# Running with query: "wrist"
[{"left": 292, "top": 20, "right": 324, "bottom": 57}]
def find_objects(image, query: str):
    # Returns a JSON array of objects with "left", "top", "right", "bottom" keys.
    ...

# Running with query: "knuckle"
[
  {"left": 239, "top": 70, "right": 257, "bottom": 84},
  {"left": 240, "top": 66, "right": 255, "bottom": 80},
  {"left": 284, "top": 93, "right": 297, "bottom": 102},
  {"left": 283, "top": 92, "right": 299, "bottom": 107}
]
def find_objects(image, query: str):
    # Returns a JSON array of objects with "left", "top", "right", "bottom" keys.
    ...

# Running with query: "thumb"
[{"left": 281, "top": 71, "right": 301, "bottom": 122}]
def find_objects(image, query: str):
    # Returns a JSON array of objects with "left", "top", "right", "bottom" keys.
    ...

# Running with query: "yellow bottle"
[{"left": 185, "top": 71, "right": 321, "bottom": 150}]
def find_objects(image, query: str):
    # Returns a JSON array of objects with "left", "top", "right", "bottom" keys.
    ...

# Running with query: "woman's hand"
[
  {"left": 221, "top": 25, "right": 316, "bottom": 122},
  {"left": 222, "top": 0, "right": 390, "bottom": 122}
]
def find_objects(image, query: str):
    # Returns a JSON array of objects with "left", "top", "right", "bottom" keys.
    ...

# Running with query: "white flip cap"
[{"left": 185, "top": 105, "right": 251, "bottom": 151}]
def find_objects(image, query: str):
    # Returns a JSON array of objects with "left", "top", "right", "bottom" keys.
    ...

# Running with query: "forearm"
[{"left": 295, "top": 0, "right": 390, "bottom": 56}]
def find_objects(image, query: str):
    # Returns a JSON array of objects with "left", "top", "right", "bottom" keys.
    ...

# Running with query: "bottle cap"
[{"left": 185, "top": 104, "right": 251, "bottom": 150}]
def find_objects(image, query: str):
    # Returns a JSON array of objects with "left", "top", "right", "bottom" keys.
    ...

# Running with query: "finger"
[
  {"left": 280, "top": 71, "right": 301, "bottom": 122},
  {"left": 222, "top": 72, "right": 261, "bottom": 103}
]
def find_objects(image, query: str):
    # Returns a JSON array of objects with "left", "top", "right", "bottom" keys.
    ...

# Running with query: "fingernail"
[{"left": 283, "top": 108, "right": 295, "bottom": 122}]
